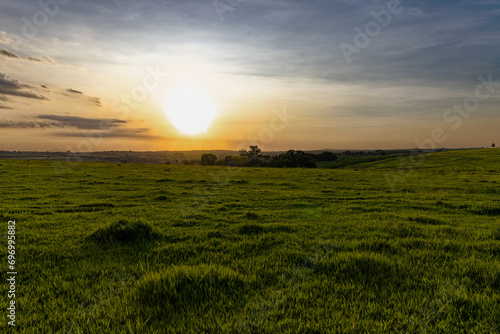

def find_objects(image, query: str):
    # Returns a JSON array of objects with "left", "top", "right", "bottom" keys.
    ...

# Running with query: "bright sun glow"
[{"left": 164, "top": 87, "right": 217, "bottom": 135}]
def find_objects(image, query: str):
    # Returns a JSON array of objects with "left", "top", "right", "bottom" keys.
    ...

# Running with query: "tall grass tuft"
[
  {"left": 86, "top": 219, "right": 161, "bottom": 243},
  {"left": 132, "top": 265, "right": 247, "bottom": 329}
]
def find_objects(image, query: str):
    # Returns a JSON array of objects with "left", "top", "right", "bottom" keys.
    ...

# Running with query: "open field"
[{"left": 1, "top": 149, "right": 499, "bottom": 333}]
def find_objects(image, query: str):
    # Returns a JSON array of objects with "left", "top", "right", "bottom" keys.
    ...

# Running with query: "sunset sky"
[{"left": 0, "top": 0, "right": 499, "bottom": 151}]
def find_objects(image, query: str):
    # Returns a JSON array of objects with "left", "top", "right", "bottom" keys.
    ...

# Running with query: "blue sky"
[{"left": 0, "top": 0, "right": 499, "bottom": 150}]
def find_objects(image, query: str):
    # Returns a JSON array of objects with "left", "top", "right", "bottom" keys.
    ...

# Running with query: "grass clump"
[
  {"left": 471, "top": 205, "right": 500, "bottom": 216},
  {"left": 316, "top": 252, "right": 405, "bottom": 286},
  {"left": 131, "top": 265, "right": 247, "bottom": 330},
  {"left": 245, "top": 212, "right": 259, "bottom": 220},
  {"left": 408, "top": 215, "right": 446, "bottom": 225},
  {"left": 238, "top": 223, "right": 266, "bottom": 235},
  {"left": 87, "top": 219, "right": 160, "bottom": 243},
  {"left": 493, "top": 228, "right": 500, "bottom": 241},
  {"left": 155, "top": 195, "right": 170, "bottom": 201}
]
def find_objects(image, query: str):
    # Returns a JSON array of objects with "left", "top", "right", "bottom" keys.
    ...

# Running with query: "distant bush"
[
  {"left": 265, "top": 150, "right": 317, "bottom": 168},
  {"left": 201, "top": 153, "right": 217, "bottom": 166},
  {"left": 217, "top": 146, "right": 318, "bottom": 168},
  {"left": 316, "top": 151, "right": 338, "bottom": 161}
]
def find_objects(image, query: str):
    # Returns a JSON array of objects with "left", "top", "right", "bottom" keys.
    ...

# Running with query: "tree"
[
  {"left": 218, "top": 156, "right": 242, "bottom": 167},
  {"left": 296, "top": 151, "right": 317, "bottom": 168},
  {"left": 317, "top": 151, "right": 338, "bottom": 161},
  {"left": 201, "top": 154, "right": 217, "bottom": 166},
  {"left": 240, "top": 145, "right": 261, "bottom": 158},
  {"left": 493, "top": 143, "right": 496, "bottom": 148},
  {"left": 231, "top": 156, "right": 247, "bottom": 166},
  {"left": 269, "top": 150, "right": 316, "bottom": 168},
  {"left": 239, "top": 145, "right": 262, "bottom": 166}
]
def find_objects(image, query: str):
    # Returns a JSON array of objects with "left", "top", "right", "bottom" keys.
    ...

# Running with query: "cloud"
[
  {"left": 41, "top": 56, "right": 56, "bottom": 64},
  {"left": 88, "top": 97, "right": 102, "bottom": 107},
  {"left": 0, "top": 113, "right": 157, "bottom": 139},
  {"left": 0, "top": 114, "right": 129, "bottom": 130},
  {"left": 65, "top": 88, "right": 103, "bottom": 108},
  {"left": 28, "top": 57, "right": 43, "bottom": 63},
  {"left": 67, "top": 88, "right": 83, "bottom": 94},
  {"left": 0, "top": 46, "right": 58, "bottom": 66},
  {"left": 28, "top": 56, "right": 57, "bottom": 64},
  {"left": 0, "top": 120, "right": 60, "bottom": 128},
  {"left": 0, "top": 105, "right": 13, "bottom": 109},
  {"left": 52, "top": 128, "right": 161, "bottom": 139},
  {"left": 0, "top": 95, "right": 12, "bottom": 102},
  {"left": 37, "top": 114, "right": 126, "bottom": 130},
  {"left": 0, "top": 47, "right": 58, "bottom": 64},
  {"left": 0, "top": 72, "right": 47, "bottom": 100},
  {"left": 1, "top": 49, "right": 20, "bottom": 59},
  {"left": 0, "top": 72, "right": 27, "bottom": 89},
  {"left": 0, "top": 31, "right": 12, "bottom": 44}
]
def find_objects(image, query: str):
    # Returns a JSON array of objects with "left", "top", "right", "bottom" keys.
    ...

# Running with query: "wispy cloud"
[
  {"left": 0, "top": 120, "right": 60, "bottom": 128},
  {"left": 0, "top": 49, "right": 20, "bottom": 59},
  {"left": 52, "top": 128, "right": 161, "bottom": 139},
  {"left": 0, "top": 46, "right": 57, "bottom": 65},
  {"left": 88, "top": 97, "right": 102, "bottom": 107},
  {"left": 27, "top": 55, "right": 56, "bottom": 64},
  {"left": 27, "top": 57, "right": 43, "bottom": 63},
  {"left": 36, "top": 114, "right": 126, "bottom": 130},
  {"left": 64, "top": 88, "right": 103, "bottom": 108},
  {"left": 0, "top": 113, "right": 158, "bottom": 138},
  {"left": 0, "top": 114, "right": 129, "bottom": 130},
  {"left": 0, "top": 31, "right": 12, "bottom": 44},
  {"left": 66, "top": 88, "right": 83, "bottom": 94},
  {"left": 0, "top": 72, "right": 47, "bottom": 100}
]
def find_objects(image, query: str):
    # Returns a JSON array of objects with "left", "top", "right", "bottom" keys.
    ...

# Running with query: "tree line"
[{"left": 199, "top": 146, "right": 338, "bottom": 168}]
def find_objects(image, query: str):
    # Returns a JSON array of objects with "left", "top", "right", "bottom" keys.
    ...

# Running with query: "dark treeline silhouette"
[{"left": 200, "top": 146, "right": 338, "bottom": 168}]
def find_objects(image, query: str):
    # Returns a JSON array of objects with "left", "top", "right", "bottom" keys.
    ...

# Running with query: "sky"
[{"left": 0, "top": 0, "right": 499, "bottom": 151}]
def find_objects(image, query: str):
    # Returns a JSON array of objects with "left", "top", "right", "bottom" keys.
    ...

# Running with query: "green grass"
[
  {"left": 316, "top": 154, "right": 397, "bottom": 168},
  {"left": 1, "top": 149, "right": 499, "bottom": 333}
]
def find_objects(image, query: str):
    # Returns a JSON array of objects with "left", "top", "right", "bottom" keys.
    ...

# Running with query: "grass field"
[
  {"left": 315, "top": 154, "right": 399, "bottom": 169},
  {"left": 1, "top": 149, "right": 499, "bottom": 333}
]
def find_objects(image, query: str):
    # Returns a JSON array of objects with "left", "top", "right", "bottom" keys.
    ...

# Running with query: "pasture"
[{"left": 1, "top": 149, "right": 499, "bottom": 333}]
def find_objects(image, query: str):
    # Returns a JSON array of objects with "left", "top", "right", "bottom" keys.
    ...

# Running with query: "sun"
[{"left": 164, "top": 87, "right": 218, "bottom": 135}]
